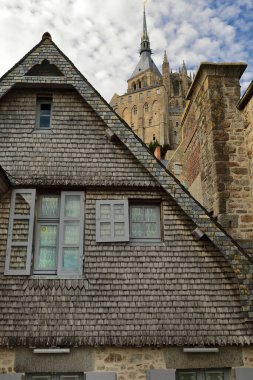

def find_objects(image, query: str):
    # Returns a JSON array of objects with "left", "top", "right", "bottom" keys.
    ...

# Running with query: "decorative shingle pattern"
[
  {"left": 1, "top": 36, "right": 253, "bottom": 348},
  {"left": 0, "top": 189, "right": 253, "bottom": 347}
]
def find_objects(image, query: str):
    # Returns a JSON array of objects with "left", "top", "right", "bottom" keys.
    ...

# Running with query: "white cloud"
[{"left": 0, "top": 0, "right": 252, "bottom": 100}]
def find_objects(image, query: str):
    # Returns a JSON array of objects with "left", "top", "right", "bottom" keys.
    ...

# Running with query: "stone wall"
[
  {"left": 94, "top": 348, "right": 165, "bottom": 380},
  {"left": 3, "top": 346, "right": 251, "bottom": 378},
  {"left": 181, "top": 63, "right": 253, "bottom": 243},
  {"left": 0, "top": 350, "right": 15, "bottom": 373}
]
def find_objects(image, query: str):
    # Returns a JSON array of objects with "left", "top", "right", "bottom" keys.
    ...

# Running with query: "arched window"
[
  {"left": 173, "top": 80, "right": 179, "bottom": 96},
  {"left": 132, "top": 105, "right": 137, "bottom": 115},
  {"left": 144, "top": 103, "right": 149, "bottom": 112}
]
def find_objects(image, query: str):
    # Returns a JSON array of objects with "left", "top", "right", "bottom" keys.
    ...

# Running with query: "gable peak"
[{"left": 42, "top": 32, "right": 52, "bottom": 41}]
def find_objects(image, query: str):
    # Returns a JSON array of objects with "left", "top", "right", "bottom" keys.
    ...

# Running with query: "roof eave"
[{"left": 237, "top": 81, "right": 253, "bottom": 110}]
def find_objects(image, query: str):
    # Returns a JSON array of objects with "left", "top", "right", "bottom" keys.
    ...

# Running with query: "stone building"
[
  {"left": 1, "top": 33, "right": 253, "bottom": 380},
  {"left": 110, "top": 6, "right": 191, "bottom": 152},
  {"left": 169, "top": 62, "right": 253, "bottom": 255}
]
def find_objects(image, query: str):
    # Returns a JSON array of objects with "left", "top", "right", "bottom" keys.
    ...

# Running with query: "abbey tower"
[{"left": 110, "top": 5, "right": 192, "bottom": 154}]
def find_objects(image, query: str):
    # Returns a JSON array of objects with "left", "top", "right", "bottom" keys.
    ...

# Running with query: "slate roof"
[
  {"left": 1, "top": 34, "right": 253, "bottom": 347},
  {"left": 129, "top": 51, "right": 162, "bottom": 81},
  {"left": 0, "top": 166, "right": 11, "bottom": 195}
]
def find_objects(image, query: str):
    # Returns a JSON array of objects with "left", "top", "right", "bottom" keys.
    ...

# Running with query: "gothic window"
[
  {"left": 144, "top": 103, "right": 149, "bottom": 112},
  {"left": 173, "top": 80, "right": 179, "bottom": 96},
  {"left": 132, "top": 105, "right": 137, "bottom": 115}
]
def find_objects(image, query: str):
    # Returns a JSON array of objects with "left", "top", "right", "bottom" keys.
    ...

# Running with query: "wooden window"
[
  {"left": 36, "top": 96, "right": 52, "bottom": 129},
  {"left": 96, "top": 201, "right": 161, "bottom": 243},
  {"left": 176, "top": 369, "right": 229, "bottom": 380},
  {"left": 130, "top": 204, "right": 160, "bottom": 242},
  {"left": 5, "top": 190, "right": 84, "bottom": 277},
  {"left": 96, "top": 200, "right": 129, "bottom": 242}
]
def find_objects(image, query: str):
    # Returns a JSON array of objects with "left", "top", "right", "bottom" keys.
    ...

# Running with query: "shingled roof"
[
  {"left": 1, "top": 34, "right": 253, "bottom": 347},
  {"left": 0, "top": 166, "right": 11, "bottom": 195}
]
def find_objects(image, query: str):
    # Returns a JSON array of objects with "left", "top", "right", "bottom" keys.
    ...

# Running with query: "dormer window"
[{"left": 36, "top": 96, "right": 52, "bottom": 129}]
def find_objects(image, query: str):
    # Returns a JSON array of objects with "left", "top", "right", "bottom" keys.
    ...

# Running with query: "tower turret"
[
  {"left": 181, "top": 61, "right": 189, "bottom": 97},
  {"left": 162, "top": 50, "right": 171, "bottom": 97}
]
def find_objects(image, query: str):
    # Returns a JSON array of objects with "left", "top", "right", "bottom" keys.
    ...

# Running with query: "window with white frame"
[
  {"left": 176, "top": 369, "right": 229, "bottom": 380},
  {"left": 5, "top": 189, "right": 84, "bottom": 276},
  {"left": 130, "top": 204, "right": 160, "bottom": 241},
  {"left": 96, "top": 200, "right": 161, "bottom": 243},
  {"left": 36, "top": 95, "right": 52, "bottom": 129}
]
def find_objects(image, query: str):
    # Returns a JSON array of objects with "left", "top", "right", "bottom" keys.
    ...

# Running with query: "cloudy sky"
[{"left": 0, "top": 0, "right": 252, "bottom": 101}]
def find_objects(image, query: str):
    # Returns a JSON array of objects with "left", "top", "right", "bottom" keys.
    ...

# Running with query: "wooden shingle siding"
[
  {"left": 0, "top": 188, "right": 251, "bottom": 346},
  {"left": 0, "top": 89, "right": 158, "bottom": 188},
  {"left": 0, "top": 34, "right": 253, "bottom": 351}
]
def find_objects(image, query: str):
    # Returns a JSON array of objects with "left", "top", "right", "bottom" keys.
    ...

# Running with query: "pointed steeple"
[
  {"left": 182, "top": 60, "right": 187, "bottom": 74},
  {"left": 140, "top": 4, "right": 151, "bottom": 55},
  {"left": 163, "top": 50, "right": 169, "bottom": 64}
]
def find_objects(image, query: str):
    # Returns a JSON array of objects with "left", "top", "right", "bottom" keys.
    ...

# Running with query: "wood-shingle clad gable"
[{"left": 1, "top": 33, "right": 253, "bottom": 348}]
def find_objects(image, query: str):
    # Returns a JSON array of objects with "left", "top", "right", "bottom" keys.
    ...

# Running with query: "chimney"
[{"left": 154, "top": 146, "right": 161, "bottom": 160}]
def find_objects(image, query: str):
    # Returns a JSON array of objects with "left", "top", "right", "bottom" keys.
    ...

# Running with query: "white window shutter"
[
  {"left": 5, "top": 189, "right": 36, "bottom": 275},
  {"left": 58, "top": 191, "right": 85, "bottom": 276},
  {"left": 235, "top": 368, "right": 253, "bottom": 380},
  {"left": 147, "top": 370, "right": 176, "bottom": 380},
  {"left": 85, "top": 373, "right": 116, "bottom": 380},
  {"left": 0, "top": 374, "right": 24, "bottom": 380},
  {"left": 96, "top": 200, "right": 129, "bottom": 242}
]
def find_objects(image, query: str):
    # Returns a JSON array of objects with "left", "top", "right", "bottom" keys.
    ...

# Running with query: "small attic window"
[{"left": 36, "top": 96, "right": 52, "bottom": 129}]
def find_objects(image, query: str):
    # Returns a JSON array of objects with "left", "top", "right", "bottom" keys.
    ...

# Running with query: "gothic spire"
[{"left": 140, "top": 3, "right": 151, "bottom": 55}]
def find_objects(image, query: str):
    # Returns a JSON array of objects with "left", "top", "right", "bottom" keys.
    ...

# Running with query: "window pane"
[
  {"left": 40, "top": 115, "right": 51, "bottom": 128},
  {"left": 144, "top": 207, "right": 157, "bottom": 222},
  {"left": 131, "top": 222, "right": 144, "bottom": 238},
  {"left": 41, "top": 104, "right": 51, "bottom": 111},
  {"left": 100, "top": 204, "right": 111, "bottom": 219},
  {"left": 40, "top": 225, "right": 57, "bottom": 246},
  {"left": 14, "top": 193, "right": 32, "bottom": 215},
  {"left": 114, "top": 222, "right": 125, "bottom": 238},
  {"left": 38, "top": 247, "right": 56, "bottom": 269},
  {"left": 146, "top": 222, "right": 158, "bottom": 237},
  {"left": 62, "top": 248, "right": 79, "bottom": 270},
  {"left": 64, "top": 222, "right": 80, "bottom": 244},
  {"left": 114, "top": 204, "right": 124, "bottom": 220},
  {"left": 206, "top": 372, "right": 224, "bottom": 380},
  {"left": 177, "top": 372, "right": 197, "bottom": 380},
  {"left": 64, "top": 195, "right": 81, "bottom": 217},
  {"left": 12, "top": 219, "right": 29, "bottom": 241},
  {"left": 100, "top": 222, "right": 111, "bottom": 238},
  {"left": 41, "top": 196, "right": 59, "bottom": 217},
  {"left": 131, "top": 207, "right": 144, "bottom": 222},
  {"left": 37, "top": 225, "right": 57, "bottom": 269}
]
